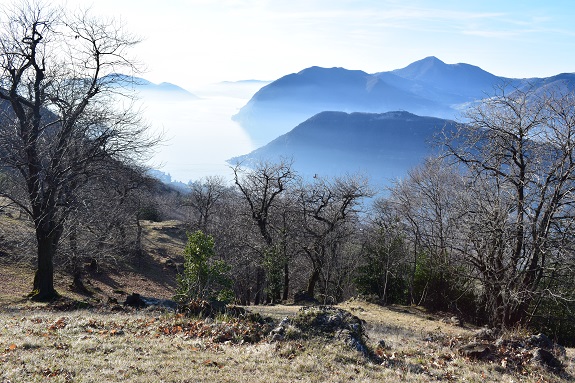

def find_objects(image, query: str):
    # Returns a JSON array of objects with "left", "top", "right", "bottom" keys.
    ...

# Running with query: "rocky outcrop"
[
  {"left": 458, "top": 342, "right": 492, "bottom": 360},
  {"left": 123, "top": 293, "right": 177, "bottom": 310},
  {"left": 457, "top": 329, "right": 565, "bottom": 371},
  {"left": 269, "top": 306, "right": 376, "bottom": 360}
]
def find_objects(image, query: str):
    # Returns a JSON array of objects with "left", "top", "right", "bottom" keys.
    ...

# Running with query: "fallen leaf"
[{"left": 203, "top": 359, "right": 220, "bottom": 367}]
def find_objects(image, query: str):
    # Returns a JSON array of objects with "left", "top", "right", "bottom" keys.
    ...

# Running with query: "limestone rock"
[{"left": 458, "top": 342, "right": 492, "bottom": 360}]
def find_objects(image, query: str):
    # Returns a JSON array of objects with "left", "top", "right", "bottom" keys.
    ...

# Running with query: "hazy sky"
[
  {"left": 62, "top": 0, "right": 575, "bottom": 89},
  {"left": 48, "top": 0, "right": 575, "bottom": 183}
]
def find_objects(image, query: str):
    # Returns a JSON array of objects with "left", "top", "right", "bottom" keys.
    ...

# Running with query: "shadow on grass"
[{"left": 85, "top": 250, "right": 178, "bottom": 300}]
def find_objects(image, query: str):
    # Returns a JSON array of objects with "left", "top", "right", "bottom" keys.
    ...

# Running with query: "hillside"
[
  {"left": 386, "top": 56, "right": 514, "bottom": 101},
  {"left": 230, "top": 111, "right": 457, "bottom": 185},
  {"left": 233, "top": 63, "right": 453, "bottom": 145},
  {"left": 0, "top": 216, "right": 187, "bottom": 306},
  {"left": 1, "top": 210, "right": 574, "bottom": 382},
  {"left": 105, "top": 73, "right": 200, "bottom": 100},
  {"left": 0, "top": 297, "right": 572, "bottom": 382}
]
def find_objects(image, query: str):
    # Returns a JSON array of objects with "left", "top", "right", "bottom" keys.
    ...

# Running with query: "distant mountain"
[
  {"left": 229, "top": 111, "right": 457, "bottom": 186},
  {"left": 233, "top": 57, "right": 575, "bottom": 146},
  {"left": 233, "top": 65, "right": 452, "bottom": 145},
  {"left": 386, "top": 56, "right": 514, "bottom": 101},
  {"left": 103, "top": 73, "right": 199, "bottom": 100},
  {"left": 147, "top": 169, "right": 190, "bottom": 193},
  {"left": 514, "top": 72, "right": 575, "bottom": 95}
]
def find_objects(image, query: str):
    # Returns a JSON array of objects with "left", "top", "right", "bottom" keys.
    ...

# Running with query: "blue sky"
[{"left": 65, "top": 0, "right": 575, "bottom": 89}]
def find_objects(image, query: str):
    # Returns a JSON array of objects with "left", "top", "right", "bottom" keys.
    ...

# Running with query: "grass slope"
[
  {"left": 1, "top": 218, "right": 187, "bottom": 306},
  {"left": 1, "top": 215, "right": 574, "bottom": 382},
  {"left": 0, "top": 302, "right": 573, "bottom": 382}
]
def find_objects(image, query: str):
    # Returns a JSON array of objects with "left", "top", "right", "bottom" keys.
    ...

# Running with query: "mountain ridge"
[
  {"left": 230, "top": 110, "right": 458, "bottom": 186},
  {"left": 104, "top": 73, "right": 199, "bottom": 100},
  {"left": 233, "top": 57, "right": 575, "bottom": 146}
]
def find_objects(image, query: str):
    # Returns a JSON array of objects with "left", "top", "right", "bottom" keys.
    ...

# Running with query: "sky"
[
  {"left": 61, "top": 0, "right": 575, "bottom": 89},
  {"left": 48, "top": 0, "right": 575, "bottom": 183}
]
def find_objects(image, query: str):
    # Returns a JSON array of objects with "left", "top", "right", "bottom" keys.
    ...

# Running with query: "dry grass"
[
  {"left": 0, "top": 219, "right": 187, "bottom": 306},
  {"left": 0, "top": 302, "right": 573, "bottom": 383}
]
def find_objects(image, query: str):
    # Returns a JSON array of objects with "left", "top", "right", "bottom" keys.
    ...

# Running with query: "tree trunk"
[
  {"left": 71, "top": 272, "right": 93, "bottom": 296},
  {"left": 31, "top": 233, "right": 58, "bottom": 301},
  {"left": 282, "top": 261, "right": 289, "bottom": 301},
  {"left": 306, "top": 269, "right": 320, "bottom": 297},
  {"left": 254, "top": 268, "right": 264, "bottom": 305}
]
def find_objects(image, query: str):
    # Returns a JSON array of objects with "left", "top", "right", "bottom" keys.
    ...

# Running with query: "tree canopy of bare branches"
[
  {"left": 0, "top": 1, "right": 158, "bottom": 300},
  {"left": 445, "top": 86, "right": 575, "bottom": 327},
  {"left": 297, "top": 174, "right": 373, "bottom": 299}
]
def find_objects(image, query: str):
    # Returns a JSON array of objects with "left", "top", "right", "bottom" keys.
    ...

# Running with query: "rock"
[
  {"left": 554, "top": 344, "right": 567, "bottom": 358},
  {"left": 407, "top": 363, "right": 425, "bottom": 374},
  {"left": 494, "top": 337, "right": 524, "bottom": 349},
  {"left": 144, "top": 297, "right": 178, "bottom": 310},
  {"left": 271, "top": 325, "right": 286, "bottom": 336},
  {"left": 292, "top": 306, "right": 371, "bottom": 358},
  {"left": 343, "top": 330, "right": 369, "bottom": 354},
  {"left": 270, "top": 332, "right": 284, "bottom": 342},
  {"left": 441, "top": 316, "right": 463, "bottom": 326},
  {"left": 159, "top": 258, "right": 175, "bottom": 268},
  {"left": 526, "top": 333, "right": 554, "bottom": 350},
  {"left": 458, "top": 342, "right": 492, "bottom": 360},
  {"left": 124, "top": 293, "right": 147, "bottom": 308},
  {"left": 180, "top": 299, "right": 214, "bottom": 317},
  {"left": 293, "top": 291, "right": 320, "bottom": 304},
  {"left": 449, "top": 316, "right": 463, "bottom": 326},
  {"left": 531, "top": 348, "right": 562, "bottom": 369},
  {"left": 110, "top": 304, "right": 124, "bottom": 312},
  {"left": 124, "top": 293, "right": 178, "bottom": 310},
  {"left": 124, "top": 293, "right": 177, "bottom": 310},
  {"left": 293, "top": 306, "right": 364, "bottom": 336},
  {"left": 226, "top": 306, "right": 247, "bottom": 317},
  {"left": 474, "top": 327, "right": 498, "bottom": 342}
]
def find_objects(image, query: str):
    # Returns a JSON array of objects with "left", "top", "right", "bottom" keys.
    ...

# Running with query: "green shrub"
[{"left": 175, "top": 230, "right": 233, "bottom": 305}]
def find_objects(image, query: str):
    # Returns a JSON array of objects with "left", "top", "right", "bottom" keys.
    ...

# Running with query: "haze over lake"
[{"left": 139, "top": 82, "right": 265, "bottom": 183}]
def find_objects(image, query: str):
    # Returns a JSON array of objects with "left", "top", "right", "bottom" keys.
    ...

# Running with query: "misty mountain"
[
  {"left": 229, "top": 111, "right": 457, "bottom": 186},
  {"left": 384, "top": 56, "right": 516, "bottom": 102},
  {"left": 233, "top": 64, "right": 453, "bottom": 145},
  {"left": 147, "top": 169, "right": 190, "bottom": 193},
  {"left": 514, "top": 72, "right": 575, "bottom": 96},
  {"left": 104, "top": 73, "right": 199, "bottom": 100},
  {"left": 233, "top": 57, "right": 575, "bottom": 146}
]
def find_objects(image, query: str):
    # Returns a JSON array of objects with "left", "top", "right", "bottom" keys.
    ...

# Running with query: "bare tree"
[
  {"left": 296, "top": 174, "right": 372, "bottom": 300},
  {"left": 61, "top": 162, "right": 157, "bottom": 294},
  {"left": 185, "top": 175, "right": 230, "bottom": 232},
  {"left": 232, "top": 160, "right": 297, "bottom": 303},
  {"left": 387, "top": 158, "right": 471, "bottom": 310},
  {"left": 445, "top": 86, "right": 575, "bottom": 327},
  {"left": 0, "top": 1, "right": 157, "bottom": 300},
  {"left": 354, "top": 208, "right": 410, "bottom": 305}
]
